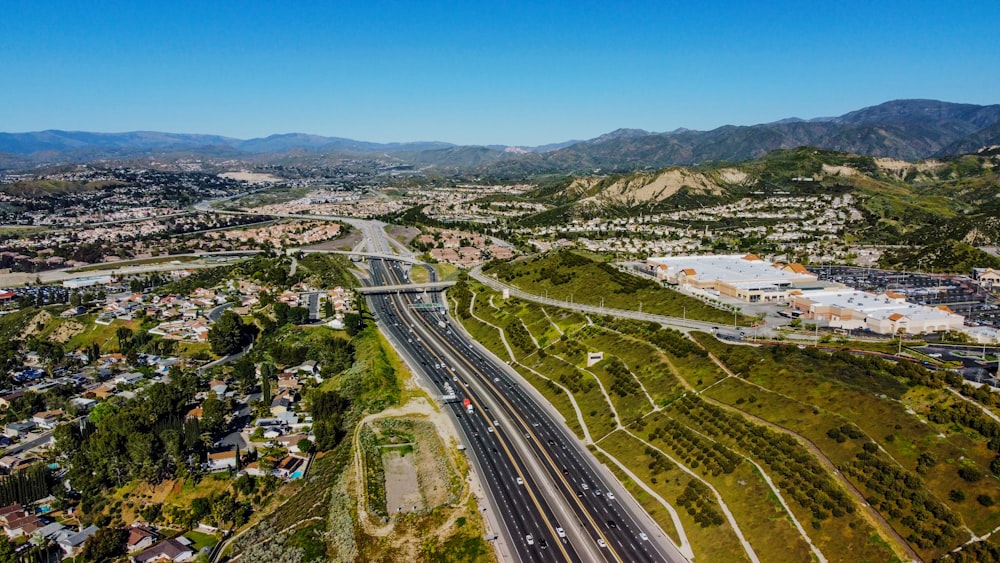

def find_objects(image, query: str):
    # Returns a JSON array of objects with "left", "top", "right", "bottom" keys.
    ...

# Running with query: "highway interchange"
[{"left": 359, "top": 224, "right": 683, "bottom": 562}]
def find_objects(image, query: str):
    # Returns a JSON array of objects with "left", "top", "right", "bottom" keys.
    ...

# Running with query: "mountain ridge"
[{"left": 2, "top": 99, "right": 999, "bottom": 172}]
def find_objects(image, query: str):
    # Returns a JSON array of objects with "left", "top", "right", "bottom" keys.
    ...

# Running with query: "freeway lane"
[
  {"left": 372, "top": 259, "right": 683, "bottom": 563},
  {"left": 365, "top": 262, "right": 579, "bottom": 562}
]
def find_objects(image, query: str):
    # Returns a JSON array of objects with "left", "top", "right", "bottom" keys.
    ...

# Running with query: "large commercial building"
[
  {"left": 789, "top": 289, "right": 964, "bottom": 334},
  {"left": 645, "top": 253, "right": 818, "bottom": 303}
]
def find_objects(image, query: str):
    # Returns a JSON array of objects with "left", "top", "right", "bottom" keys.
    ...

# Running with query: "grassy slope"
[
  {"left": 458, "top": 282, "right": 897, "bottom": 562},
  {"left": 484, "top": 250, "right": 746, "bottom": 324}
]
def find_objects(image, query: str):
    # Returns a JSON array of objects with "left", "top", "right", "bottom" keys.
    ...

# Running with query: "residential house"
[
  {"left": 132, "top": 537, "right": 195, "bottom": 563},
  {"left": 0, "top": 504, "right": 42, "bottom": 538},
  {"left": 0, "top": 456, "right": 39, "bottom": 474},
  {"left": 209, "top": 380, "right": 228, "bottom": 396},
  {"left": 33, "top": 521, "right": 67, "bottom": 545},
  {"left": 295, "top": 360, "right": 317, "bottom": 376},
  {"left": 113, "top": 373, "right": 144, "bottom": 386},
  {"left": 70, "top": 397, "right": 98, "bottom": 412},
  {"left": 270, "top": 392, "right": 294, "bottom": 416},
  {"left": 207, "top": 450, "right": 238, "bottom": 471},
  {"left": 274, "top": 455, "right": 305, "bottom": 479},
  {"left": 31, "top": 410, "right": 64, "bottom": 429},
  {"left": 55, "top": 525, "right": 99, "bottom": 557},
  {"left": 0, "top": 391, "right": 24, "bottom": 409},
  {"left": 276, "top": 373, "right": 300, "bottom": 392},
  {"left": 4, "top": 421, "right": 36, "bottom": 439},
  {"left": 127, "top": 524, "right": 162, "bottom": 552},
  {"left": 275, "top": 434, "right": 309, "bottom": 454}
]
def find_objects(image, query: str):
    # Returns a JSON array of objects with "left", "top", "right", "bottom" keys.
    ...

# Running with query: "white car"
[
  {"left": 556, "top": 527, "right": 566, "bottom": 538},
  {"left": 525, "top": 534, "right": 534, "bottom": 545},
  {"left": 639, "top": 532, "right": 648, "bottom": 541},
  {"left": 607, "top": 492, "right": 615, "bottom": 500},
  {"left": 516, "top": 477, "right": 524, "bottom": 485},
  {"left": 487, "top": 427, "right": 494, "bottom": 433},
  {"left": 597, "top": 538, "right": 607, "bottom": 548}
]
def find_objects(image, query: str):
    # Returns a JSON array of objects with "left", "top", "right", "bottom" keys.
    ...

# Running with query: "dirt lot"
[
  {"left": 384, "top": 448, "right": 423, "bottom": 513},
  {"left": 386, "top": 225, "right": 420, "bottom": 247},
  {"left": 302, "top": 230, "right": 364, "bottom": 251}
]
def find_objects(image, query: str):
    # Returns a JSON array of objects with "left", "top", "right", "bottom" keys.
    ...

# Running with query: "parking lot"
[{"left": 812, "top": 265, "right": 1000, "bottom": 327}]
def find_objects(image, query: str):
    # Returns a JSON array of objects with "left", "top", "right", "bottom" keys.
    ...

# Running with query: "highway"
[
  {"left": 365, "top": 260, "right": 581, "bottom": 562},
  {"left": 181, "top": 196, "right": 684, "bottom": 561},
  {"left": 365, "top": 257, "right": 683, "bottom": 563}
]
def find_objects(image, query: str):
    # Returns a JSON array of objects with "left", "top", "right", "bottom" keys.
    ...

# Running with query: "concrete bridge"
[{"left": 355, "top": 281, "right": 456, "bottom": 295}]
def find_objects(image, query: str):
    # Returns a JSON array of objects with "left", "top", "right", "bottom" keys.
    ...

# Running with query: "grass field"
[
  {"left": 457, "top": 281, "right": 907, "bottom": 561},
  {"left": 695, "top": 334, "right": 1000, "bottom": 559},
  {"left": 484, "top": 250, "right": 749, "bottom": 324},
  {"left": 599, "top": 431, "right": 752, "bottom": 562},
  {"left": 183, "top": 529, "right": 219, "bottom": 550}
]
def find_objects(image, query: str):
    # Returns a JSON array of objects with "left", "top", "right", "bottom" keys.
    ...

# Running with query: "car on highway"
[
  {"left": 607, "top": 520, "right": 617, "bottom": 529},
  {"left": 556, "top": 527, "right": 566, "bottom": 538},
  {"left": 525, "top": 534, "right": 534, "bottom": 546},
  {"left": 539, "top": 539, "right": 548, "bottom": 550},
  {"left": 597, "top": 538, "right": 607, "bottom": 548},
  {"left": 594, "top": 489, "right": 602, "bottom": 496},
  {"left": 639, "top": 532, "right": 648, "bottom": 541},
  {"left": 487, "top": 427, "right": 494, "bottom": 433},
  {"left": 607, "top": 492, "right": 615, "bottom": 500},
  {"left": 516, "top": 477, "right": 523, "bottom": 485},
  {"left": 582, "top": 483, "right": 589, "bottom": 490}
]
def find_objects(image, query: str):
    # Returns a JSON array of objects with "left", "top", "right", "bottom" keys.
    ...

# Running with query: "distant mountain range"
[{"left": 2, "top": 99, "right": 999, "bottom": 173}]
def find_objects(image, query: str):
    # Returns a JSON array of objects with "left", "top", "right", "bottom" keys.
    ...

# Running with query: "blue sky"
[{"left": 1, "top": 1, "right": 998, "bottom": 145}]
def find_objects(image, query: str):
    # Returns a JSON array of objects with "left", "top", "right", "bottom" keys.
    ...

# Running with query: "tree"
[
  {"left": 260, "top": 362, "right": 275, "bottom": 407},
  {"left": 81, "top": 527, "right": 127, "bottom": 562},
  {"left": 232, "top": 357, "right": 256, "bottom": 394},
  {"left": 0, "top": 535, "right": 15, "bottom": 563},
  {"left": 116, "top": 326, "right": 133, "bottom": 352},
  {"left": 296, "top": 438, "right": 313, "bottom": 454},
  {"left": 273, "top": 302, "right": 290, "bottom": 326},
  {"left": 208, "top": 311, "right": 247, "bottom": 356},
  {"left": 201, "top": 392, "right": 226, "bottom": 433}
]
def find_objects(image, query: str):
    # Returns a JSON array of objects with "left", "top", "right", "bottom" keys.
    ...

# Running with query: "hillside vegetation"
[
  {"left": 505, "top": 147, "right": 1000, "bottom": 272},
  {"left": 483, "top": 249, "right": 749, "bottom": 324}
]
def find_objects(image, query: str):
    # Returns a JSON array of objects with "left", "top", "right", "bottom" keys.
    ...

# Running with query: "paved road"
[
  {"left": 369, "top": 258, "right": 683, "bottom": 562},
  {"left": 366, "top": 260, "right": 582, "bottom": 562},
  {"left": 207, "top": 302, "right": 233, "bottom": 322}
]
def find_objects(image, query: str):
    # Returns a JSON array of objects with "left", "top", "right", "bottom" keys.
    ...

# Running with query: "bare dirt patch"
[
  {"left": 219, "top": 171, "right": 283, "bottom": 184},
  {"left": 50, "top": 320, "right": 85, "bottom": 343},
  {"left": 718, "top": 168, "right": 750, "bottom": 184},
  {"left": 19, "top": 310, "right": 52, "bottom": 340},
  {"left": 386, "top": 225, "right": 421, "bottom": 247},
  {"left": 302, "top": 230, "right": 364, "bottom": 251},
  {"left": 821, "top": 163, "right": 858, "bottom": 176},
  {"left": 384, "top": 448, "right": 423, "bottom": 513},
  {"left": 583, "top": 168, "right": 725, "bottom": 205}
]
